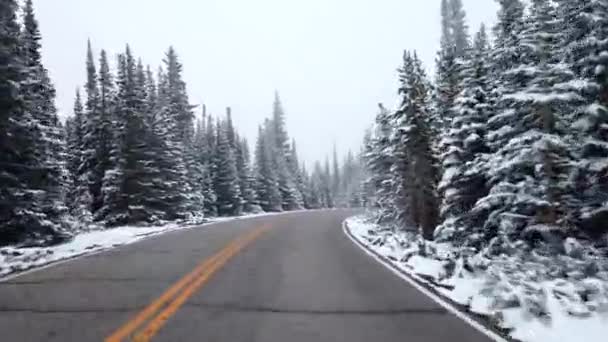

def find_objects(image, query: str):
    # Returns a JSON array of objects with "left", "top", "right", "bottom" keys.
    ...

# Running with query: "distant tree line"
[
  {"left": 364, "top": 0, "right": 608, "bottom": 247},
  {"left": 0, "top": 0, "right": 364, "bottom": 246}
]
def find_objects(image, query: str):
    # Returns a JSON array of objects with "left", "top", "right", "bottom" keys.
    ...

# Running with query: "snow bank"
[
  {"left": 0, "top": 211, "right": 290, "bottom": 279},
  {"left": 0, "top": 223, "right": 182, "bottom": 278},
  {"left": 345, "top": 215, "right": 608, "bottom": 342}
]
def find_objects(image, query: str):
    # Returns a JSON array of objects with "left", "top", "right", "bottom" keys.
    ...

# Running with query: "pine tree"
[
  {"left": 99, "top": 48, "right": 139, "bottom": 224},
  {"left": 163, "top": 47, "right": 200, "bottom": 218},
  {"left": 79, "top": 40, "right": 105, "bottom": 216},
  {"left": 21, "top": 0, "right": 69, "bottom": 228},
  {"left": 299, "top": 162, "right": 313, "bottom": 209},
  {"left": 137, "top": 66, "right": 172, "bottom": 221},
  {"left": 214, "top": 119, "right": 242, "bottom": 216},
  {"left": 271, "top": 92, "right": 303, "bottom": 210},
  {"left": 435, "top": 0, "right": 471, "bottom": 131},
  {"left": 449, "top": 0, "right": 470, "bottom": 58},
  {"left": 308, "top": 162, "right": 325, "bottom": 209},
  {"left": 226, "top": 107, "right": 247, "bottom": 212},
  {"left": 0, "top": 0, "right": 68, "bottom": 245},
  {"left": 558, "top": 0, "right": 608, "bottom": 234},
  {"left": 159, "top": 48, "right": 196, "bottom": 218},
  {"left": 471, "top": 0, "right": 581, "bottom": 242},
  {"left": 202, "top": 112, "right": 218, "bottom": 216},
  {"left": 331, "top": 144, "right": 342, "bottom": 206},
  {"left": 396, "top": 51, "right": 439, "bottom": 239},
  {"left": 364, "top": 104, "right": 396, "bottom": 222},
  {"left": 239, "top": 137, "right": 261, "bottom": 213},
  {"left": 94, "top": 49, "right": 115, "bottom": 218},
  {"left": 66, "top": 90, "right": 92, "bottom": 221},
  {"left": 322, "top": 158, "right": 334, "bottom": 208},
  {"left": 290, "top": 140, "right": 309, "bottom": 209},
  {"left": 255, "top": 124, "right": 282, "bottom": 212},
  {"left": 437, "top": 25, "right": 492, "bottom": 241}
]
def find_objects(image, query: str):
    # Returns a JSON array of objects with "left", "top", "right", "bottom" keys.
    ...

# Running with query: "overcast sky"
[{"left": 36, "top": 0, "right": 498, "bottom": 166}]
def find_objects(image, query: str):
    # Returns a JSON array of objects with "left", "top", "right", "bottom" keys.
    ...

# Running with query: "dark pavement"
[{"left": 0, "top": 210, "right": 495, "bottom": 342}]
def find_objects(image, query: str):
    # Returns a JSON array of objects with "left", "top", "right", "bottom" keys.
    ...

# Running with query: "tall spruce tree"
[
  {"left": 202, "top": 112, "right": 218, "bottom": 216},
  {"left": 239, "top": 137, "right": 261, "bottom": 213},
  {"left": 331, "top": 144, "right": 342, "bottom": 206},
  {"left": 271, "top": 92, "right": 303, "bottom": 210},
  {"left": 163, "top": 47, "right": 201, "bottom": 217},
  {"left": 437, "top": 25, "right": 492, "bottom": 241},
  {"left": 66, "top": 90, "right": 92, "bottom": 221},
  {"left": 435, "top": 0, "right": 471, "bottom": 132},
  {"left": 214, "top": 119, "right": 242, "bottom": 216},
  {"left": 0, "top": 0, "right": 67, "bottom": 245},
  {"left": 558, "top": 0, "right": 608, "bottom": 234},
  {"left": 322, "top": 158, "right": 334, "bottom": 208},
  {"left": 21, "top": 0, "right": 68, "bottom": 229},
  {"left": 471, "top": 0, "right": 581, "bottom": 242},
  {"left": 255, "top": 124, "right": 282, "bottom": 212},
  {"left": 364, "top": 104, "right": 396, "bottom": 222},
  {"left": 396, "top": 51, "right": 439, "bottom": 239}
]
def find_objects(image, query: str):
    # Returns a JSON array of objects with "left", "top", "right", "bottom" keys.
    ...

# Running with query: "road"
[{"left": 0, "top": 210, "right": 496, "bottom": 342}]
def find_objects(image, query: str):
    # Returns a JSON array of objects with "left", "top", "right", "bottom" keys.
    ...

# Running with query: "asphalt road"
[{"left": 0, "top": 210, "right": 496, "bottom": 342}]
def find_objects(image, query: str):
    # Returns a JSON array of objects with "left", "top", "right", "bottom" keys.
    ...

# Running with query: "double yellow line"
[{"left": 105, "top": 226, "right": 270, "bottom": 342}]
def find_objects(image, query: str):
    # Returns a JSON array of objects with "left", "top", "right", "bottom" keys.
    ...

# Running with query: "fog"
[{"left": 36, "top": 0, "right": 497, "bottom": 165}]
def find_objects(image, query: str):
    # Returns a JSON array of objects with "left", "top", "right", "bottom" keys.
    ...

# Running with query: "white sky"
[{"left": 36, "top": 0, "right": 497, "bottom": 166}]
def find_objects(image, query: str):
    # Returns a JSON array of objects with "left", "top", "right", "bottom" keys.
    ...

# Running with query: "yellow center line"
[
  {"left": 104, "top": 226, "right": 269, "bottom": 342},
  {"left": 133, "top": 227, "right": 269, "bottom": 341}
]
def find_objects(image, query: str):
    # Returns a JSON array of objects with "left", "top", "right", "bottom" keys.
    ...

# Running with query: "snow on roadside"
[
  {"left": 0, "top": 210, "right": 292, "bottom": 279},
  {"left": 345, "top": 214, "right": 608, "bottom": 342},
  {"left": 0, "top": 223, "right": 181, "bottom": 278}
]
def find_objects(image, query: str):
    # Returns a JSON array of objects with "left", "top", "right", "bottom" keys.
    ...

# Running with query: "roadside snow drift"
[
  {"left": 0, "top": 211, "right": 289, "bottom": 279},
  {"left": 0, "top": 223, "right": 183, "bottom": 278},
  {"left": 345, "top": 215, "right": 608, "bottom": 342}
]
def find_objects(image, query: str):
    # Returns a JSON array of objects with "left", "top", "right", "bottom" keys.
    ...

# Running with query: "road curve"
[{"left": 0, "top": 210, "right": 495, "bottom": 342}]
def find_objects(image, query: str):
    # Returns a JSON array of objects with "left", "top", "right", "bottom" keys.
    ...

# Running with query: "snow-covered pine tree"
[
  {"left": 99, "top": 47, "right": 146, "bottom": 225},
  {"left": 149, "top": 67, "right": 186, "bottom": 220},
  {"left": 558, "top": 0, "right": 608, "bottom": 235},
  {"left": 21, "top": 0, "right": 69, "bottom": 230},
  {"left": 131, "top": 58, "right": 175, "bottom": 222},
  {"left": 289, "top": 140, "right": 309, "bottom": 209},
  {"left": 239, "top": 137, "right": 262, "bottom": 213},
  {"left": 395, "top": 51, "right": 440, "bottom": 240},
  {"left": 435, "top": 0, "right": 470, "bottom": 133},
  {"left": 214, "top": 118, "right": 242, "bottom": 216},
  {"left": 136, "top": 65, "right": 172, "bottom": 221},
  {"left": 322, "top": 158, "right": 334, "bottom": 208},
  {"left": 163, "top": 47, "right": 201, "bottom": 218},
  {"left": 341, "top": 150, "right": 365, "bottom": 208},
  {"left": 473, "top": 0, "right": 582, "bottom": 243},
  {"left": 308, "top": 162, "right": 325, "bottom": 209},
  {"left": 449, "top": 0, "right": 470, "bottom": 59},
  {"left": 436, "top": 25, "right": 492, "bottom": 241},
  {"left": 79, "top": 40, "right": 106, "bottom": 216},
  {"left": 255, "top": 124, "right": 282, "bottom": 212},
  {"left": 0, "top": 0, "right": 67, "bottom": 245},
  {"left": 66, "top": 90, "right": 92, "bottom": 221},
  {"left": 360, "top": 128, "right": 377, "bottom": 208},
  {"left": 364, "top": 103, "right": 396, "bottom": 223},
  {"left": 192, "top": 107, "right": 217, "bottom": 217},
  {"left": 271, "top": 92, "right": 303, "bottom": 210},
  {"left": 202, "top": 112, "right": 218, "bottom": 217},
  {"left": 298, "top": 162, "right": 313, "bottom": 209},
  {"left": 331, "top": 144, "right": 342, "bottom": 207},
  {"left": 93, "top": 49, "right": 115, "bottom": 218},
  {"left": 225, "top": 107, "right": 245, "bottom": 211}
]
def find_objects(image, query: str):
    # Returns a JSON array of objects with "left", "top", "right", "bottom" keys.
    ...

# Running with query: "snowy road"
[{"left": 0, "top": 210, "right": 496, "bottom": 342}]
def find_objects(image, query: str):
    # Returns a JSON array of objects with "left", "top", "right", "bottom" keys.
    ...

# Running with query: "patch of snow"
[
  {"left": 0, "top": 210, "right": 297, "bottom": 279},
  {"left": 345, "top": 214, "right": 608, "bottom": 342},
  {"left": 0, "top": 223, "right": 180, "bottom": 278}
]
